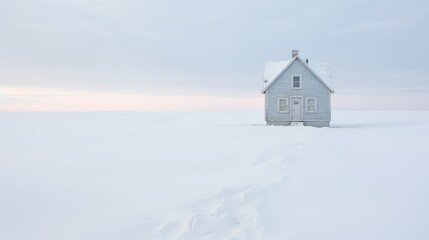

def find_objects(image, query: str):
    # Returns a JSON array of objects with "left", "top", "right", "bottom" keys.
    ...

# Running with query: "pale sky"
[{"left": 1, "top": 0, "right": 428, "bottom": 111}]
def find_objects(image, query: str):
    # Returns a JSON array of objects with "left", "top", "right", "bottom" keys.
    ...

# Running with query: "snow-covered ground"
[{"left": 1, "top": 111, "right": 428, "bottom": 240}]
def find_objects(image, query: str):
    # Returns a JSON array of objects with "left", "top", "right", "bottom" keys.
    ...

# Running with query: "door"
[{"left": 291, "top": 97, "right": 302, "bottom": 121}]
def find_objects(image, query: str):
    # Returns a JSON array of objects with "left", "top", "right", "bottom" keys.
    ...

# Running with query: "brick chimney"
[{"left": 292, "top": 50, "right": 299, "bottom": 58}]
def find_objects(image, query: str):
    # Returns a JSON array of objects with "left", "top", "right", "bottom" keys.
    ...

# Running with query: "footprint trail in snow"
[{"left": 153, "top": 143, "right": 306, "bottom": 240}]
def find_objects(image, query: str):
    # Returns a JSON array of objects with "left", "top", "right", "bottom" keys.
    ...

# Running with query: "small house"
[{"left": 262, "top": 50, "right": 334, "bottom": 127}]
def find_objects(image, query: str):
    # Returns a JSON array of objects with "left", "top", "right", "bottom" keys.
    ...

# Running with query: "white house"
[{"left": 262, "top": 50, "right": 334, "bottom": 127}]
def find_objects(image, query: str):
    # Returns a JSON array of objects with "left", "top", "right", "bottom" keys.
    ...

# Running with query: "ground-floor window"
[
  {"left": 277, "top": 98, "right": 288, "bottom": 112},
  {"left": 306, "top": 98, "right": 317, "bottom": 112}
]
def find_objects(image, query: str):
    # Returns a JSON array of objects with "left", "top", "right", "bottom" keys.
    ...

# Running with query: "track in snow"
[{"left": 152, "top": 144, "right": 306, "bottom": 240}]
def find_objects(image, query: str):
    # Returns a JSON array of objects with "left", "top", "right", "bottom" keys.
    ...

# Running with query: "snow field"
[{"left": 1, "top": 111, "right": 428, "bottom": 240}]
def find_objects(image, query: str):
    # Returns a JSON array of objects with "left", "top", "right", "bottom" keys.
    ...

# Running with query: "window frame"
[
  {"left": 277, "top": 98, "right": 289, "bottom": 113},
  {"left": 291, "top": 75, "right": 302, "bottom": 89},
  {"left": 306, "top": 98, "right": 317, "bottom": 113}
]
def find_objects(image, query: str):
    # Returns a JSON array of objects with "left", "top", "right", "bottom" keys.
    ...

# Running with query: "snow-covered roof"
[
  {"left": 262, "top": 57, "right": 334, "bottom": 93},
  {"left": 307, "top": 63, "right": 334, "bottom": 91},
  {"left": 263, "top": 59, "right": 293, "bottom": 89}
]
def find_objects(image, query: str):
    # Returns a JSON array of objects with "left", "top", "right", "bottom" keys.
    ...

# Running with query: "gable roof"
[{"left": 262, "top": 56, "right": 335, "bottom": 93}]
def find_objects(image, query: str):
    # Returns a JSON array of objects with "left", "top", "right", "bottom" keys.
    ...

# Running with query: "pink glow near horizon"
[
  {"left": 1, "top": 86, "right": 428, "bottom": 111},
  {"left": 0, "top": 86, "right": 264, "bottom": 111}
]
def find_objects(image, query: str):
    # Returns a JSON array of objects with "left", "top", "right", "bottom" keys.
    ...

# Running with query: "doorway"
[{"left": 291, "top": 97, "right": 303, "bottom": 121}]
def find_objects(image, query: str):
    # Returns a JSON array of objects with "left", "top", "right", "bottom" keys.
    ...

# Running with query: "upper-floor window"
[{"left": 292, "top": 75, "right": 302, "bottom": 89}]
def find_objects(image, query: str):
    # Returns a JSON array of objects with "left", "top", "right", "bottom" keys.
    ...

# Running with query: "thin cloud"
[
  {"left": 338, "top": 17, "right": 412, "bottom": 35},
  {"left": 0, "top": 0, "right": 428, "bottom": 110}
]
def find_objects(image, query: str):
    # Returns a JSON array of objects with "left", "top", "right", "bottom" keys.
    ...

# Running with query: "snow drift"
[{"left": 1, "top": 111, "right": 428, "bottom": 240}]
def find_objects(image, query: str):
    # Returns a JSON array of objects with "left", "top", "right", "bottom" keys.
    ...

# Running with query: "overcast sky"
[{"left": 1, "top": 0, "right": 428, "bottom": 111}]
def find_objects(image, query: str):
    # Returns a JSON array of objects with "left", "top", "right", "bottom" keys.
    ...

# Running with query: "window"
[
  {"left": 292, "top": 75, "right": 301, "bottom": 89},
  {"left": 306, "top": 98, "right": 317, "bottom": 112},
  {"left": 277, "top": 98, "right": 288, "bottom": 112}
]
